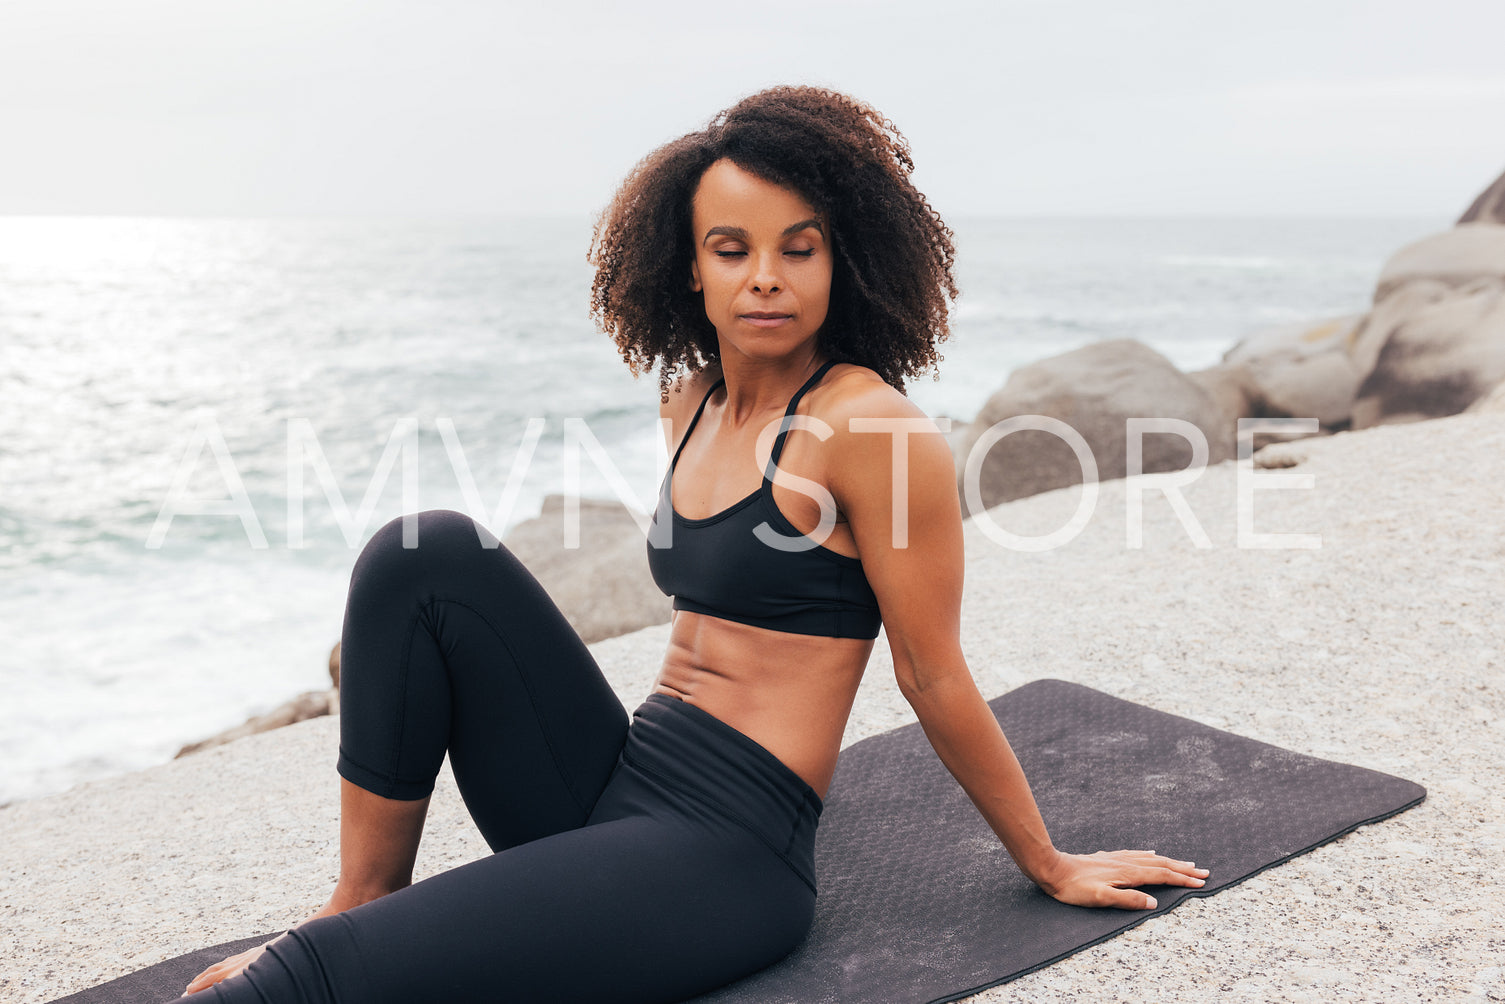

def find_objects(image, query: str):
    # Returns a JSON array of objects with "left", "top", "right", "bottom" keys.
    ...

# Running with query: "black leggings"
[{"left": 191, "top": 509, "right": 822, "bottom": 1004}]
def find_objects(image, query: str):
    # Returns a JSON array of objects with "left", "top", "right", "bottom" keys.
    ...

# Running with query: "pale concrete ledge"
[{"left": 3, "top": 414, "right": 1502, "bottom": 1003}]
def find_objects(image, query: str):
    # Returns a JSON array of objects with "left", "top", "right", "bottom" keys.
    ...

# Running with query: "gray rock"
[
  {"left": 1465, "top": 380, "right": 1505, "bottom": 414},
  {"left": 502, "top": 494, "right": 672, "bottom": 644},
  {"left": 327, "top": 639, "right": 340, "bottom": 690},
  {"left": 174, "top": 689, "right": 337, "bottom": 758},
  {"left": 1458, "top": 166, "right": 1505, "bottom": 225},
  {"left": 1185, "top": 364, "right": 1258, "bottom": 426},
  {"left": 1373, "top": 224, "right": 1505, "bottom": 302},
  {"left": 1204, "top": 315, "right": 1365, "bottom": 431},
  {"left": 1248, "top": 350, "right": 1362, "bottom": 430},
  {"left": 1223, "top": 314, "right": 1361, "bottom": 367},
  {"left": 1347, "top": 278, "right": 1454, "bottom": 382},
  {"left": 955, "top": 340, "right": 1234, "bottom": 512},
  {"left": 1352, "top": 280, "right": 1505, "bottom": 428},
  {"left": 1340, "top": 222, "right": 1505, "bottom": 430}
]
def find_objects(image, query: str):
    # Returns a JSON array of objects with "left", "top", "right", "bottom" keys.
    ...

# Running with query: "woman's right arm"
[{"left": 826, "top": 379, "right": 1209, "bottom": 909}]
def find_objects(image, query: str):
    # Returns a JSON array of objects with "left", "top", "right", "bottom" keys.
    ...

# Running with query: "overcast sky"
[{"left": 2, "top": 0, "right": 1503, "bottom": 218}]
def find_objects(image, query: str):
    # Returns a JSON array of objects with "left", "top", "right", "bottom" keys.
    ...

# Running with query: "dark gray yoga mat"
[{"left": 50, "top": 680, "right": 1424, "bottom": 1004}]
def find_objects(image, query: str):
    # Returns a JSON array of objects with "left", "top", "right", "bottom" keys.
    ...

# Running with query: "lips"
[{"left": 739, "top": 311, "right": 794, "bottom": 328}]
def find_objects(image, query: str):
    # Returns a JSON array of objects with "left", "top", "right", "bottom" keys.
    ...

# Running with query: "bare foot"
[
  {"left": 185, "top": 781, "right": 429, "bottom": 994},
  {"left": 180, "top": 881, "right": 406, "bottom": 995}
]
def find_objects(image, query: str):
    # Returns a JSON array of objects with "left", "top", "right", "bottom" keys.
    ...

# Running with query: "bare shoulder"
[
  {"left": 812, "top": 363, "right": 931, "bottom": 428},
  {"left": 814, "top": 364, "right": 954, "bottom": 500}
]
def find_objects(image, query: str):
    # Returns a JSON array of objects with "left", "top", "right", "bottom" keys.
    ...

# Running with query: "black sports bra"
[{"left": 646, "top": 360, "right": 882, "bottom": 640}]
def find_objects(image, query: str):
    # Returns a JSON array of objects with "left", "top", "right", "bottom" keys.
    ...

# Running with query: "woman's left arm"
[{"left": 827, "top": 383, "right": 1208, "bottom": 910}]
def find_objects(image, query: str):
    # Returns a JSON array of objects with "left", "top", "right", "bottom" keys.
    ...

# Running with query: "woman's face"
[{"left": 689, "top": 159, "right": 833, "bottom": 364}]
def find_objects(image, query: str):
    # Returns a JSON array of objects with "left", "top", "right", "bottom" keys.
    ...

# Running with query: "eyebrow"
[{"left": 701, "top": 218, "right": 825, "bottom": 245}]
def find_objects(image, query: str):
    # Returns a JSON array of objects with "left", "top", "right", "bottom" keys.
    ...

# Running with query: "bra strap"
[
  {"left": 766, "top": 359, "right": 838, "bottom": 477},
  {"left": 670, "top": 375, "right": 725, "bottom": 469}
]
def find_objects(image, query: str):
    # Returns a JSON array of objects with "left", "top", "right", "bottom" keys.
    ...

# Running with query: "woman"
[{"left": 183, "top": 85, "right": 1207, "bottom": 1003}]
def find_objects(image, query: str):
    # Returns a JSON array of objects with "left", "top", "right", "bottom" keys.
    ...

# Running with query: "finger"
[
  {"left": 1112, "top": 850, "right": 1200, "bottom": 866},
  {"left": 1123, "top": 852, "right": 1209, "bottom": 877},
  {"left": 1165, "top": 867, "right": 1209, "bottom": 887},
  {"left": 184, "top": 973, "right": 219, "bottom": 994},
  {"left": 1099, "top": 886, "right": 1158, "bottom": 911},
  {"left": 1130, "top": 865, "right": 1206, "bottom": 888},
  {"left": 1102, "top": 849, "right": 1176, "bottom": 865},
  {"left": 185, "top": 960, "right": 233, "bottom": 994},
  {"left": 1124, "top": 865, "right": 1206, "bottom": 889}
]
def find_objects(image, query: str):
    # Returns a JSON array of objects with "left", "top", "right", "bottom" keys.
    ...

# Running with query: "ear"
[{"left": 689, "top": 257, "right": 702, "bottom": 293}]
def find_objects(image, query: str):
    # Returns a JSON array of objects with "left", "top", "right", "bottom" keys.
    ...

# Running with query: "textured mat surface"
[
  {"left": 693, "top": 679, "right": 1424, "bottom": 1003},
  {"left": 51, "top": 934, "right": 273, "bottom": 1004},
  {"left": 51, "top": 680, "right": 1424, "bottom": 1004}
]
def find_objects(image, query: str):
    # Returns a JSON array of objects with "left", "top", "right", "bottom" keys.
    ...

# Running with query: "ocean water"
[{"left": 0, "top": 214, "right": 1439, "bottom": 805}]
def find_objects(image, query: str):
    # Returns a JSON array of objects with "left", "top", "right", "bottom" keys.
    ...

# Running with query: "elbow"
[
  {"left": 893, "top": 652, "right": 967, "bottom": 707},
  {"left": 894, "top": 667, "right": 956, "bottom": 720},
  {"left": 891, "top": 649, "right": 930, "bottom": 702},
  {"left": 894, "top": 667, "right": 923, "bottom": 704},
  {"left": 890, "top": 629, "right": 970, "bottom": 707}
]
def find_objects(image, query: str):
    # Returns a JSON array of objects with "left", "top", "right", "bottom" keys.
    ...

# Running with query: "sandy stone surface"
[{"left": 3, "top": 413, "right": 1502, "bottom": 1003}]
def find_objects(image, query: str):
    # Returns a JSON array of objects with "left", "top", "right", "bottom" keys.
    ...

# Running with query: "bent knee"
[
  {"left": 365, "top": 509, "right": 501, "bottom": 555},
  {"left": 350, "top": 510, "right": 509, "bottom": 586}
]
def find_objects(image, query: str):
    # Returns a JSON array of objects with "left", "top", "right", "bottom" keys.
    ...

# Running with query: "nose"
[{"left": 750, "top": 252, "right": 782, "bottom": 295}]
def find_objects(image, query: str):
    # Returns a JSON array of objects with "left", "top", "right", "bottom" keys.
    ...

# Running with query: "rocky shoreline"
[{"left": 173, "top": 167, "right": 1505, "bottom": 758}]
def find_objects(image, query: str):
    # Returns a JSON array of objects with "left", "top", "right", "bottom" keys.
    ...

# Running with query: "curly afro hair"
[{"left": 589, "top": 85, "right": 957, "bottom": 400}]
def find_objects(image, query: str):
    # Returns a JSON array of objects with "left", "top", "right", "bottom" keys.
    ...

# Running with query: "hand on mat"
[
  {"left": 182, "top": 940, "right": 272, "bottom": 995},
  {"left": 1039, "top": 849, "right": 1209, "bottom": 910}
]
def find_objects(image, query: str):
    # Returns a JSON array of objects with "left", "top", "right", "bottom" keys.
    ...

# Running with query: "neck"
[{"left": 715, "top": 351, "right": 826, "bottom": 425}]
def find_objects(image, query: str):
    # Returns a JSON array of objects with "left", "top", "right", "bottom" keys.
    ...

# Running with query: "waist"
[
  {"left": 657, "top": 614, "right": 871, "bottom": 797},
  {"left": 623, "top": 694, "right": 824, "bottom": 889}
]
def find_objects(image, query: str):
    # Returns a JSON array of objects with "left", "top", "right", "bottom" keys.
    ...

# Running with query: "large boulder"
[
  {"left": 1466, "top": 379, "right": 1505, "bottom": 414},
  {"left": 1459, "top": 167, "right": 1505, "bottom": 225},
  {"left": 327, "top": 639, "right": 341, "bottom": 690},
  {"left": 1346, "top": 278, "right": 1455, "bottom": 380},
  {"left": 1185, "top": 363, "right": 1259, "bottom": 427},
  {"left": 1222, "top": 314, "right": 1360, "bottom": 366},
  {"left": 502, "top": 494, "right": 671, "bottom": 643},
  {"left": 955, "top": 339, "right": 1235, "bottom": 512},
  {"left": 1248, "top": 349, "right": 1362, "bottom": 429},
  {"left": 1205, "top": 315, "right": 1365, "bottom": 430},
  {"left": 1344, "top": 222, "right": 1505, "bottom": 429},
  {"left": 175, "top": 690, "right": 337, "bottom": 758},
  {"left": 1351, "top": 279, "right": 1505, "bottom": 427},
  {"left": 1372, "top": 224, "right": 1505, "bottom": 301}
]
